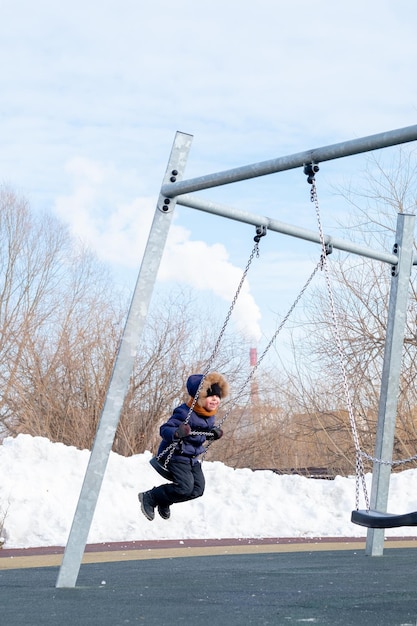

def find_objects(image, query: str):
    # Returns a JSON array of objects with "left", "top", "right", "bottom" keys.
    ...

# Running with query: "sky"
[
  {"left": 2, "top": 434, "right": 417, "bottom": 550},
  {"left": 1, "top": 0, "right": 417, "bottom": 346}
]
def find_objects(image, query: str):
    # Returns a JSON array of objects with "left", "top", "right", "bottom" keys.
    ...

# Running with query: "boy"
[{"left": 139, "top": 371, "right": 229, "bottom": 521}]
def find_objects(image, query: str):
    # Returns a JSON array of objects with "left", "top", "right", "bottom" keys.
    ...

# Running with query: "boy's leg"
[
  {"left": 151, "top": 460, "right": 196, "bottom": 506},
  {"left": 139, "top": 461, "right": 205, "bottom": 520},
  {"left": 189, "top": 462, "right": 205, "bottom": 499}
]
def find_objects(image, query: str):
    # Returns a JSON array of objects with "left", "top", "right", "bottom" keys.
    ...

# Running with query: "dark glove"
[
  {"left": 211, "top": 427, "right": 223, "bottom": 440},
  {"left": 174, "top": 423, "right": 191, "bottom": 439}
]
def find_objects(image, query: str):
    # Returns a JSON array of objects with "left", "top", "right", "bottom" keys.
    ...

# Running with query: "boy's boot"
[
  {"left": 158, "top": 504, "right": 171, "bottom": 520},
  {"left": 138, "top": 491, "right": 156, "bottom": 521}
]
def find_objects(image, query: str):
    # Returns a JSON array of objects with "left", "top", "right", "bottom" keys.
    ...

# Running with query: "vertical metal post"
[
  {"left": 365, "top": 213, "right": 415, "bottom": 556},
  {"left": 56, "top": 131, "right": 193, "bottom": 588}
]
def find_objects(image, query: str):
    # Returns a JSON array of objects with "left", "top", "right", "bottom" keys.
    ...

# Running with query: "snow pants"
[{"left": 151, "top": 459, "right": 205, "bottom": 507}]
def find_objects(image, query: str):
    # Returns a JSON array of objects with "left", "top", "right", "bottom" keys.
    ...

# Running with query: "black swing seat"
[
  {"left": 149, "top": 456, "right": 174, "bottom": 481},
  {"left": 351, "top": 509, "right": 417, "bottom": 529}
]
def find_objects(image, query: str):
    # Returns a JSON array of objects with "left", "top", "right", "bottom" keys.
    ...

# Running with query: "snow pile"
[{"left": 1, "top": 434, "right": 417, "bottom": 549}]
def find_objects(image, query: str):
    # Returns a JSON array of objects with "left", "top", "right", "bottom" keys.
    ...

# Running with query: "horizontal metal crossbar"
[
  {"left": 177, "top": 194, "right": 401, "bottom": 266},
  {"left": 163, "top": 124, "right": 417, "bottom": 197}
]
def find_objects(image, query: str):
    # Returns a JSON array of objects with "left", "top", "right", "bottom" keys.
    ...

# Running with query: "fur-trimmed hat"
[{"left": 186, "top": 372, "right": 229, "bottom": 406}]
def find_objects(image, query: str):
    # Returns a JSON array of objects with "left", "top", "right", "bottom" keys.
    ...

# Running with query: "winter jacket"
[{"left": 157, "top": 403, "right": 216, "bottom": 465}]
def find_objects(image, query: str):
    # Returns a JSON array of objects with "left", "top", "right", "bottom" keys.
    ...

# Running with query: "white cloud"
[
  {"left": 54, "top": 157, "right": 262, "bottom": 342},
  {"left": 160, "top": 225, "right": 262, "bottom": 342},
  {"left": 54, "top": 157, "right": 155, "bottom": 266}
]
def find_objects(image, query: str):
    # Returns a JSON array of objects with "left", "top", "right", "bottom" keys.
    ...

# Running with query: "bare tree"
[{"left": 0, "top": 187, "right": 123, "bottom": 448}]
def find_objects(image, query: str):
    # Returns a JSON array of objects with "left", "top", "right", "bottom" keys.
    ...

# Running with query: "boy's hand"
[
  {"left": 175, "top": 423, "right": 191, "bottom": 439},
  {"left": 211, "top": 427, "right": 223, "bottom": 440}
]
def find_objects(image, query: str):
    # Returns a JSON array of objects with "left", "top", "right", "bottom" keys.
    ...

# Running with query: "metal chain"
[
  {"left": 202, "top": 241, "right": 262, "bottom": 378},
  {"left": 201, "top": 256, "right": 322, "bottom": 458},
  {"left": 157, "top": 237, "right": 263, "bottom": 467},
  {"left": 184, "top": 238, "right": 262, "bottom": 422},
  {"left": 310, "top": 177, "right": 369, "bottom": 510},
  {"left": 360, "top": 450, "right": 417, "bottom": 466}
]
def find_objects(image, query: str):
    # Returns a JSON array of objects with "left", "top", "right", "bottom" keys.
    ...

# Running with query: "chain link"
[
  {"left": 360, "top": 450, "right": 417, "bottom": 466},
  {"left": 310, "top": 178, "right": 369, "bottom": 510}
]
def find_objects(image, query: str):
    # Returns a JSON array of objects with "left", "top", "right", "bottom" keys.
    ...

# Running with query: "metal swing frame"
[{"left": 57, "top": 124, "right": 417, "bottom": 588}]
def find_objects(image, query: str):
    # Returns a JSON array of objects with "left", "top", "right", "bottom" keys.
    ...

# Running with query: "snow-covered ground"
[{"left": 1, "top": 434, "right": 417, "bottom": 549}]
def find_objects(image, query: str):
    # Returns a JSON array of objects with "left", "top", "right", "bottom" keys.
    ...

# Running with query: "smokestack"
[{"left": 249, "top": 347, "right": 259, "bottom": 403}]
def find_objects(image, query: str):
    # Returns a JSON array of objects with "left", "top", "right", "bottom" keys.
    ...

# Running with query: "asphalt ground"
[{"left": 1, "top": 538, "right": 417, "bottom": 625}]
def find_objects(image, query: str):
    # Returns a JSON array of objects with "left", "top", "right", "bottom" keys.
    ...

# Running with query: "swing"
[
  {"left": 349, "top": 448, "right": 417, "bottom": 528},
  {"left": 349, "top": 450, "right": 417, "bottom": 529},
  {"left": 308, "top": 167, "right": 417, "bottom": 530},
  {"left": 351, "top": 509, "right": 417, "bottom": 528},
  {"left": 150, "top": 224, "right": 323, "bottom": 479},
  {"left": 149, "top": 455, "right": 174, "bottom": 481}
]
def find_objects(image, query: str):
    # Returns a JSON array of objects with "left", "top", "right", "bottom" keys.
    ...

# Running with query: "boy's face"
[{"left": 203, "top": 395, "right": 220, "bottom": 411}]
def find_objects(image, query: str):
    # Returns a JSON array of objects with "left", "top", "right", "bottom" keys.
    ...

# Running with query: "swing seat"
[
  {"left": 351, "top": 509, "right": 417, "bottom": 529},
  {"left": 149, "top": 456, "right": 174, "bottom": 481}
]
